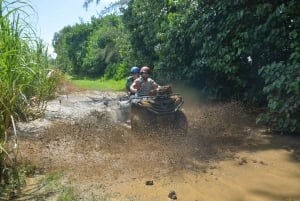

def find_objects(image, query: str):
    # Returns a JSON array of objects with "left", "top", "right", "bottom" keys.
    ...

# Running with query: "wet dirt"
[{"left": 12, "top": 85, "right": 300, "bottom": 201}]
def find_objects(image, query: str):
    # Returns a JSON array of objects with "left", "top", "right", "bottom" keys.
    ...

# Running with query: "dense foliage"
[
  {"left": 56, "top": 0, "right": 299, "bottom": 133},
  {"left": 53, "top": 23, "right": 92, "bottom": 75},
  {"left": 53, "top": 15, "right": 132, "bottom": 79},
  {"left": 122, "top": 0, "right": 300, "bottom": 133},
  {"left": 0, "top": 0, "right": 60, "bottom": 193}
]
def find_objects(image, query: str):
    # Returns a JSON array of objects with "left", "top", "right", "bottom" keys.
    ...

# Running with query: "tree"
[
  {"left": 82, "top": 15, "right": 122, "bottom": 77},
  {"left": 122, "top": 0, "right": 300, "bottom": 133},
  {"left": 83, "top": 0, "right": 129, "bottom": 15},
  {"left": 53, "top": 23, "right": 93, "bottom": 75},
  {"left": 53, "top": 15, "right": 132, "bottom": 78},
  {"left": 122, "top": 0, "right": 167, "bottom": 70}
]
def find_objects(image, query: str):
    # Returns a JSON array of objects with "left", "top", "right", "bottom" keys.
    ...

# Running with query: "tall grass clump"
[{"left": 0, "top": 0, "right": 61, "bottom": 196}]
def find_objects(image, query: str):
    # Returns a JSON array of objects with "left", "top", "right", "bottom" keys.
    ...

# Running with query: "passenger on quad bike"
[
  {"left": 119, "top": 66, "right": 187, "bottom": 134},
  {"left": 125, "top": 66, "right": 140, "bottom": 97},
  {"left": 130, "top": 66, "right": 161, "bottom": 97}
]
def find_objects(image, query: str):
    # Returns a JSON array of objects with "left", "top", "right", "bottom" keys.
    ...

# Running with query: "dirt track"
[{"left": 13, "top": 87, "right": 300, "bottom": 201}]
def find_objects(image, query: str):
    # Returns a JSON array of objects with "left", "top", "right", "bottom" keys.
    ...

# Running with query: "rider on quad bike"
[
  {"left": 126, "top": 66, "right": 140, "bottom": 96},
  {"left": 128, "top": 66, "right": 187, "bottom": 135},
  {"left": 130, "top": 66, "right": 161, "bottom": 97}
]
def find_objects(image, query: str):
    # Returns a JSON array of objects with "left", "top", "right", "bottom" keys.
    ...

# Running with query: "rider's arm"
[
  {"left": 130, "top": 80, "right": 139, "bottom": 93},
  {"left": 150, "top": 79, "right": 161, "bottom": 89},
  {"left": 125, "top": 77, "right": 132, "bottom": 92}
]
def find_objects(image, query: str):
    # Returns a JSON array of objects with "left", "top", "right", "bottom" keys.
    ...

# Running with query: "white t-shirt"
[{"left": 135, "top": 77, "right": 156, "bottom": 96}]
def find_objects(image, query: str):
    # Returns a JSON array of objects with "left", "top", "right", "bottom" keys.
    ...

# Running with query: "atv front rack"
[{"left": 132, "top": 94, "right": 184, "bottom": 115}]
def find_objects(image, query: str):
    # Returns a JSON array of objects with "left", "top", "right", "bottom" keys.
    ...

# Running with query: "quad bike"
[{"left": 127, "top": 85, "right": 188, "bottom": 135}]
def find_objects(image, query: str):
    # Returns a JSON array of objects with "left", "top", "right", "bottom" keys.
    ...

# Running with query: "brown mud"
[{"left": 9, "top": 85, "right": 300, "bottom": 201}]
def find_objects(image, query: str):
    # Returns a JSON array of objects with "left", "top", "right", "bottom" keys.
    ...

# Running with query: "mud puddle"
[{"left": 9, "top": 89, "right": 300, "bottom": 201}]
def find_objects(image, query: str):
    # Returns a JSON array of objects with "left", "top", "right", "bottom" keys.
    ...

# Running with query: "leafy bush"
[
  {"left": 258, "top": 62, "right": 300, "bottom": 133},
  {"left": 123, "top": 0, "right": 300, "bottom": 133}
]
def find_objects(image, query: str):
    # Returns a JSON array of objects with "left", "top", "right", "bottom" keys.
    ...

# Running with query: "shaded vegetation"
[{"left": 77, "top": 0, "right": 300, "bottom": 134}]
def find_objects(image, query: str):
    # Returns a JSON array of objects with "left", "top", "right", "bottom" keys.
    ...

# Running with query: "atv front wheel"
[
  {"left": 174, "top": 110, "right": 188, "bottom": 135},
  {"left": 130, "top": 112, "right": 141, "bottom": 134},
  {"left": 130, "top": 102, "right": 152, "bottom": 134}
]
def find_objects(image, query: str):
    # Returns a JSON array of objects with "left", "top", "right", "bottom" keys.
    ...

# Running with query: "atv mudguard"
[{"left": 130, "top": 90, "right": 187, "bottom": 135}]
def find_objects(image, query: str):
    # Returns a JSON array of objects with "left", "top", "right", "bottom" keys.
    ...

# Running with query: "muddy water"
[{"left": 13, "top": 90, "right": 300, "bottom": 201}]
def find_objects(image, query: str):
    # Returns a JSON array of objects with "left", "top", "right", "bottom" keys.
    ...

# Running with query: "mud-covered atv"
[{"left": 129, "top": 85, "right": 188, "bottom": 135}]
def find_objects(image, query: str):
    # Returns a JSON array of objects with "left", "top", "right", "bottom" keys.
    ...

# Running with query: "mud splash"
[{"left": 9, "top": 89, "right": 300, "bottom": 201}]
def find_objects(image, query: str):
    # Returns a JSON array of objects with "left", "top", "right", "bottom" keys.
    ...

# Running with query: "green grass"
[{"left": 68, "top": 76, "right": 126, "bottom": 91}]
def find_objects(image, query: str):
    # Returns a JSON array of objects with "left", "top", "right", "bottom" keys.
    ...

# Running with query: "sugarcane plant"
[{"left": 0, "top": 0, "right": 60, "bottom": 196}]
